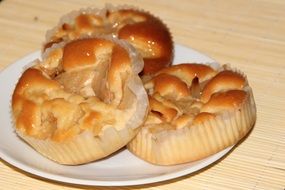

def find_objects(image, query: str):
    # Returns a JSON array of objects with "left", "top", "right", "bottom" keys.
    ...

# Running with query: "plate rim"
[{"left": 0, "top": 44, "right": 233, "bottom": 186}]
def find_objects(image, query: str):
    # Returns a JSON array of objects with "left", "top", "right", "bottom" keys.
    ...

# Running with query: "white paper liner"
[
  {"left": 17, "top": 126, "right": 136, "bottom": 165},
  {"left": 45, "top": 7, "right": 105, "bottom": 42}
]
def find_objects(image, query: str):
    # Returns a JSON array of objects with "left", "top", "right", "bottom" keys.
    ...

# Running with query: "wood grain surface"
[{"left": 0, "top": 0, "right": 284, "bottom": 189}]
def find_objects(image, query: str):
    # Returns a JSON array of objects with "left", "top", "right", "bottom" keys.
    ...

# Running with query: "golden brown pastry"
[
  {"left": 44, "top": 5, "right": 173, "bottom": 75},
  {"left": 127, "top": 63, "right": 256, "bottom": 165},
  {"left": 12, "top": 36, "right": 148, "bottom": 165}
]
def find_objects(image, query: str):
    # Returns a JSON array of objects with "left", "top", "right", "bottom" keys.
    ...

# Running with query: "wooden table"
[{"left": 0, "top": 0, "right": 284, "bottom": 189}]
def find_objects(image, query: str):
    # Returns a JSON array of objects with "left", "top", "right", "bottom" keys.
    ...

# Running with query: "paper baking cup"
[
  {"left": 18, "top": 126, "right": 136, "bottom": 165},
  {"left": 45, "top": 7, "right": 105, "bottom": 43}
]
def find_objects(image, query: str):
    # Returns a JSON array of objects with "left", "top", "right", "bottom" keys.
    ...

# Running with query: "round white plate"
[{"left": 0, "top": 44, "right": 232, "bottom": 186}]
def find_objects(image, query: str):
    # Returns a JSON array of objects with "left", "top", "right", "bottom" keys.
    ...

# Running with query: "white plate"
[{"left": 0, "top": 44, "right": 232, "bottom": 186}]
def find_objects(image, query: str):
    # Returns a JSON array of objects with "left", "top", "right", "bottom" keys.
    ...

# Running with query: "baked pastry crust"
[
  {"left": 44, "top": 5, "right": 173, "bottom": 75},
  {"left": 127, "top": 63, "right": 256, "bottom": 165},
  {"left": 12, "top": 36, "right": 148, "bottom": 165}
]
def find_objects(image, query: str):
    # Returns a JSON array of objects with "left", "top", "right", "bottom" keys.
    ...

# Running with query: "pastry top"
[
  {"left": 44, "top": 5, "right": 174, "bottom": 75},
  {"left": 143, "top": 63, "right": 250, "bottom": 130},
  {"left": 12, "top": 37, "right": 148, "bottom": 142}
]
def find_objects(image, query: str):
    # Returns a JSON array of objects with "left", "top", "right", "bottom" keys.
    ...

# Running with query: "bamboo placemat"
[{"left": 0, "top": 0, "right": 284, "bottom": 189}]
